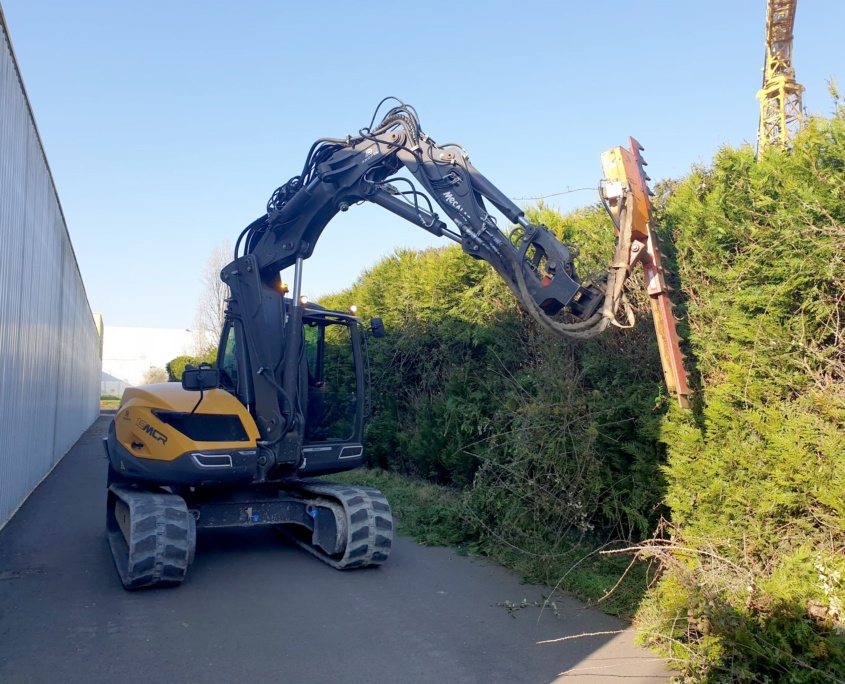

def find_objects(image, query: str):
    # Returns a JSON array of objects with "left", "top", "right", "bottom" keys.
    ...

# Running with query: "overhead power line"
[{"left": 509, "top": 187, "right": 595, "bottom": 201}]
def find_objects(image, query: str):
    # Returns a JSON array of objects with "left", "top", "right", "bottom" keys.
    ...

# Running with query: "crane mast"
[{"left": 756, "top": 0, "right": 803, "bottom": 153}]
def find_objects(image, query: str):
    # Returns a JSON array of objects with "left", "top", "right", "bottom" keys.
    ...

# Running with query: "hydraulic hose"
[{"left": 510, "top": 201, "right": 636, "bottom": 340}]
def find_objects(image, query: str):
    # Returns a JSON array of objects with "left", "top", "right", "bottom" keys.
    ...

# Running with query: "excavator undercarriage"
[{"left": 105, "top": 474, "right": 392, "bottom": 589}]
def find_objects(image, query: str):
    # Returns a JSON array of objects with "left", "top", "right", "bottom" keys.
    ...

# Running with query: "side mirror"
[
  {"left": 182, "top": 364, "right": 219, "bottom": 391},
  {"left": 370, "top": 318, "right": 386, "bottom": 339}
]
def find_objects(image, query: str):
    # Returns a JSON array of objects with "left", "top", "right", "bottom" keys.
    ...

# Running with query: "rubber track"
[
  {"left": 106, "top": 485, "right": 196, "bottom": 589},
  {"left": 279, "top": 481, "right": 393, "bottom": 570}
]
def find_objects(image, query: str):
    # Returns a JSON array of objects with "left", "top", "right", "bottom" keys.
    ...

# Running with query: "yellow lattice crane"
[{"left": 757, "top": 0, "right": 804, "bottom": 153}]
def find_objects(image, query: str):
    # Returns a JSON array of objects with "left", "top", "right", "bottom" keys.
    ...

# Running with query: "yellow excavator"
[{"left": 105, "top": 99, "right": 689, "bottom": 589}]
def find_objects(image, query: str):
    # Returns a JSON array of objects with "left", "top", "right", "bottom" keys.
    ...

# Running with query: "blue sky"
[{"left": 3, "top": 1, "right": 843, "bottom": 328}]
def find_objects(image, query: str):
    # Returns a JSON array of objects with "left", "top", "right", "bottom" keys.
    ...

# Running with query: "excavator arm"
[
  {"left": 232, "top": 104, "right": 604, "bottom": 321},
  {"left": 220, "top": 100, "right": 689, "bottom": 461}
]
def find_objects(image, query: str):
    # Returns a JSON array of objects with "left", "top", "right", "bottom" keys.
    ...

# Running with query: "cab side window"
[{"left": 219, "top": 323, "right": 239, "bottom": 392}]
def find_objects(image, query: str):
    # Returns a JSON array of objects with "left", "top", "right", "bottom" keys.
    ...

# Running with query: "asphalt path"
[{"left": 0, "top": 415, "right": 672, "bottom": 683}]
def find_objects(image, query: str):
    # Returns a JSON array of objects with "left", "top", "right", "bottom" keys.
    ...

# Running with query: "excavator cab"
[
  {"left": 300, "top": 305, "right": 368, "bottom": 473},
  {"left": 216, "top": 300, "right": 369, "bottom": 477}
]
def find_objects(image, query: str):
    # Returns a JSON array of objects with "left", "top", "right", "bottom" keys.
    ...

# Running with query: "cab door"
[{"left": 217, "top": 320, "right": 254, "bottom": 410}]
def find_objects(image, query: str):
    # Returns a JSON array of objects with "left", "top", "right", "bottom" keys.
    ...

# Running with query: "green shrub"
[
  {"left": 320, "top": 106, "right": 845, "bottom": 679},
  {"left": 318, "top": 203, "right": 670, "bottom": 623},
  {"left": 320, "top": 205, "right": 670, "bottom": 540},
  {"left": 639, "top": 108, "right": 845, "bottom": 680},
  {"left": 166, "top": 351, "right": 216, "bottom": 381}
]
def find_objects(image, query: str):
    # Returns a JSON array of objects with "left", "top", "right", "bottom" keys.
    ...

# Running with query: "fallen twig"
[{"left": 537, "top": 629, "right": 624, "bottom": 644}]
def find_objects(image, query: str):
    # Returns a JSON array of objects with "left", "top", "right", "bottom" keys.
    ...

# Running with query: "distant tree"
[
  {"left": 166, "top": 350, "right": 216, "bottom": 382},
  {"left": 193, "top": 240, "right": 232, "bottom": 353},
  {"left": 166, "top": 355, "right": 195, "bottom": 382},
  {"left": 141, "top": 367, "right": 168, "bottom": 384}
]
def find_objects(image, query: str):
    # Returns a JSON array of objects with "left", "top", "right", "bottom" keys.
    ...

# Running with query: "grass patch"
[
  {"left": 326, "top": 468, "right": 648, "bottom": 619},
  {"left": 100, "top": 394, "right": 122, "bottom": 409},
  {"left": 325, "top": 469, "right": 469, "bottom": 547},
  {"left": 485, "top": 543, "right": 650, "bottom": 620}
]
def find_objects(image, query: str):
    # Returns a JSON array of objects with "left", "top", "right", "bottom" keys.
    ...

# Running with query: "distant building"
[
  {"left": 102, "top": 326, "right": 196, "bottom": 386},
  {"left": 93, "top": 312, "right": 104, "bottom": 359}
]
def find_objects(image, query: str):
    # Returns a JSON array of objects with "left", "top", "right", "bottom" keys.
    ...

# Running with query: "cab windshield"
[{"left": 303, "top": 319, "right": 357, "bottom": 441}]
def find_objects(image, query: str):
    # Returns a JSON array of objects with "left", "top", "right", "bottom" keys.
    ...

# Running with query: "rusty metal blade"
[{"left": 601, "top": 140, "right": 692, "bottom": 408}]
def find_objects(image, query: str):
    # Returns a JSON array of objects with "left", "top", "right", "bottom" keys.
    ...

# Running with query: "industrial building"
[{"left": 0, "top": 8, "right": 101, "bottom": 528}]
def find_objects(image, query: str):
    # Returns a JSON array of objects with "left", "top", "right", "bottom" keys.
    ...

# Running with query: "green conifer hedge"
[
  {"left": 320, "top": 107, "right": 845, "bottom": 679},
  {"left": 638, "top": 108, "right": 845, "bottom": 681}
]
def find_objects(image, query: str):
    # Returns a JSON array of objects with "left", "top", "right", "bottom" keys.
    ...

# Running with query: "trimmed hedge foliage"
[
  {"left": 325, "top": 107, "right": 845, "bottom": 680},
  {"left": 637, "top": 109, "right": 845, "bottom": 680}
]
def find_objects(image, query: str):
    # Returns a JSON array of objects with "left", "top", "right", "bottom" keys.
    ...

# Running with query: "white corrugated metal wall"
[{"left": 0, "top": 7, "right": 101, "bottom": 528}]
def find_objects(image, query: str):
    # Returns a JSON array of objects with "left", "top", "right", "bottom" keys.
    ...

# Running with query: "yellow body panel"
[
  {"left": 599, "top": 145, "right": 651, "bottom": 241},
  {"left": 115, "top": 384, "right": 260, "bottom": 462}
]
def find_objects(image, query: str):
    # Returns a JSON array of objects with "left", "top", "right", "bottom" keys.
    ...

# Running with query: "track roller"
[{"left": 106, "top": 484, "right": 196, "bottom": 590}]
